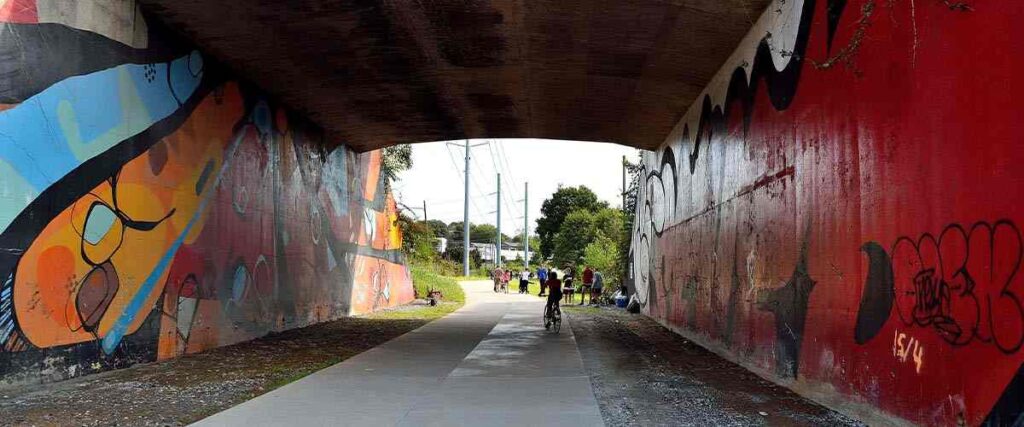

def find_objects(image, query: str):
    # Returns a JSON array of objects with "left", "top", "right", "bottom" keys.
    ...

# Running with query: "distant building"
[
  {"left": 434, "top": 237, "right": 447, "bottom": 253},
  {"left": 471, "top": 242, "right": 525, "bottom": 263}
]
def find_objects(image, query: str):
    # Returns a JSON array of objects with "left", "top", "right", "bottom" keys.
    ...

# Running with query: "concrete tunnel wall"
[
  {"left": 629, "top": 0, "right": 1024, "bottom": 425},
  {"left": 0, "top": 1, "right": 413, "bottom": 387}
]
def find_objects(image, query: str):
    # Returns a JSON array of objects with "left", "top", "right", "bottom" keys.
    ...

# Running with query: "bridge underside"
[{"left": 139, "top": 0, "right": 770, "bottom": 151}]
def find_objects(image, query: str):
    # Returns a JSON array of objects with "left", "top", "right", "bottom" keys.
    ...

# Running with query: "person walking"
[
  {"left": 519, "top": 270, "right": 530, "bottom": 293},
  {"left": 537, "top": 266, "right": 548, "bottom": 296},
  {"left": 493, "top": 266, "right": 504, "bottom": 293},
  {"left": 591, "top": 270, "right": 604, "bottom": 305},
  {"left": 562, "top": 268, "right": 576, "bottom": 305},
  {"left": 579, "top": 266, "right": 594, "bottom": 305}
]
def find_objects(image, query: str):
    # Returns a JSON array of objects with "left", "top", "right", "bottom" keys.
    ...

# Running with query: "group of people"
[
  {"left": 490, "top": 265, "right": 606, "bottom": 305},
  {"left": 491, "top": 267, "right": 533, "bottom": 293},
  {"left": 488, "top": 264, "right": 612, "bottom": 331},
  {"left": 537, "top": 265, "right": 604, "bottom": 305}
]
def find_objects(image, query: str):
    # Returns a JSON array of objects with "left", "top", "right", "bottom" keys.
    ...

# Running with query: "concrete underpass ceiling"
[{"left": 139, "top": 0, "right": 771, "bottom": 152}]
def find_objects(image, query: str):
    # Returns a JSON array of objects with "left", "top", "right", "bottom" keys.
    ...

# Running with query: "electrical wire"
[{"left": 444, "top": 144, "right": 490, "bottom": 224}]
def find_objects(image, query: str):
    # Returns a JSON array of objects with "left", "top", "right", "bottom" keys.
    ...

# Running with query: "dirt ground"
[
  {"left": 0, "top": 300, "right": 456, "bottom": 426},
  {"left": 565, "top": 305, "right": 864, "bottom": 426}
]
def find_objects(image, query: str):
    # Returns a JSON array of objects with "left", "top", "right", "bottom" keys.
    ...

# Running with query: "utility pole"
[
  {"left": 463, "top": 140, "right": 471, "bottom": 276},
  {"left": 447, "top": 139, "right": 490, "bottom": 277},
  {"left": 523, "top": 182, "right": 529, "bottom": 269},
  {"left": 496, "top": 173, "right": 502, "bottom": 268},
  {"left": 422, "top": 200, "right": 428, "bottom": 222}
]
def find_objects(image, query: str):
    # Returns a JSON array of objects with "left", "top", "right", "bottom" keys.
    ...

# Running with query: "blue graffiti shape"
[{"left": 0, "top": 51, "right": 204, "bottom": 236}]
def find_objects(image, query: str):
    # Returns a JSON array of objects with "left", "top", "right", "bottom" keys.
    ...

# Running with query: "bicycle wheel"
[{"left": 552, "top": 307, "right": 562, "bottom": 333}]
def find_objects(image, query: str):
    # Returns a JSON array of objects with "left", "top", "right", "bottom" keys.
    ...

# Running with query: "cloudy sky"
[{"left": 392, "top": 139, "right": 640, "bottom": 237}]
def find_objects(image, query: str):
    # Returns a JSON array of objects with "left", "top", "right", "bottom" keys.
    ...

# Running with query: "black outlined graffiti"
[
  {"left": 684, "top": 0, "right": 816, "bottom": 174},
  {"left": 629, "top": 147, "right": 677, "bottom": 308},
  {"left": 854, "top": 241, "right": 894, "bottom": 344},
  {"left": 855, "top": 220, "right": 1024, "bottom": 354},
  {"left": 628, "top": 0, "right": 820, "bottom": 378}
]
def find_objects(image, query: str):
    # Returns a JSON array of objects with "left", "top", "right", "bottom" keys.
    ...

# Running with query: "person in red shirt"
[
  {"left": 579, "top": 266, "right": 595, "bottom": 305},
  {"left": 544, "top": 271, "right": 563, "bottom": 328}
]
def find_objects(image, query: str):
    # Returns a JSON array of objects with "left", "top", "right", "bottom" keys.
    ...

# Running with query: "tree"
[
  {"left": 380, "top": 144, "right": 412, "bottom": 190},
  {"left": 471, "top": 224, "right": 498, "bottom": 243},
  {"left": 447, "top": 221, "right": 466, "bottom": 243},
  {"left": 552, "top": 210, "right": 597, "bottom": 267},
  {"left": 425, "top": 220, "right": 448, "bottom": 239},
  {"left": 442, "top": 243, "right": 482, "bottom": 269},
  {"left": 536, "top": 186, "right": 607, "bottom": 259},
  {"left": 583, "top": 235, "right": 618, "bottom": 282},
  {"left": 592, "top": 208, "right": 625, "bottom": 244},
  {"left": 397, "top": 215, "right": 436, "bottom": 262},
  {"left": 552, "top": 207, "right": 624, "bottom": 269},
  {"left": 619, "top": 154, "right": 642, "bottom": 290}
]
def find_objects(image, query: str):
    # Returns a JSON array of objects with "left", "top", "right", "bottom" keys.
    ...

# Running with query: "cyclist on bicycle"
[{"left": 544, "top": 271, "right": 563, "bottom": 327}]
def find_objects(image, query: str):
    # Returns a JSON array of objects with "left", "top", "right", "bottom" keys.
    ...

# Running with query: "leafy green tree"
[
  {"left": 424, "top": 220, "right": 448, "bottom": 239},
  {"left": 470, "top": 224, "right": 498, "bottom": 242},
  {"left": 592, "top": 208, "right": 625, "bottom": 243},
  {"left": 445, "top": 221, "right": 511, "bottom": 245},
  {"left": 583, "top": 235, "right": 618, "bottom": 282},
  {"left": 552, "top": 210, "right": 597, "bottom": 267},
  {"left": 442, "top": 243, "right": 483, "bottom": 269},
  {"left": 618, "top": 155, "right": 642, "bottom": 289},
  {"left": 380, "top": 144, "right": 412, "bottom": 190},
  {"left": 397, "top": 215, "right": 436, "bottom": 261},
  {"left": 536, "top": 186, "right": 607, "bottom": 259},
  {"left": 447, "top": 221, "right": 466, "bottom": 243},
  {"left": 552, "top": 207, "right": 625, "bottom": 269}
]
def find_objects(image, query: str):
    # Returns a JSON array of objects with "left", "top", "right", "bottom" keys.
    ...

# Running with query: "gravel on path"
[
  {"left": 566, "top": 305, "right": 864, "bottom": 427},
  {"left": 0, "top": 300, "right": 457, "bottom": 426}
]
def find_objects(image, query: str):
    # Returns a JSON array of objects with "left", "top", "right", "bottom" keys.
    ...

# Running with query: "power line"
[
  {"left": 496, "top": 140, "right": 523, "bottom": 200},
  {"left": 487, "top": 142, "right": 519, "bottom": 204},
  {"left": 485, "top": 142, "right": 522, "bottom": 228},
  {"left": 445, "top": 145, "right": 489, "bottom": 223}
]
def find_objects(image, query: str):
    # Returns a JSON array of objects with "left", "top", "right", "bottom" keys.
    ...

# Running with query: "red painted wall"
[{"left": 629, "top": 0, "right": 1024, "bottom": 424}]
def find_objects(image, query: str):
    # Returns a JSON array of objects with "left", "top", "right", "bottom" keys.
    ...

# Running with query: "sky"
[{"left": 392, "top": 139, "right": 640, "bottom": 238}]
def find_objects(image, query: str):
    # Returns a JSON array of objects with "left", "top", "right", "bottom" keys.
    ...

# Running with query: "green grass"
[
  {"left": 262, "top": 357, "right": 343, "bottom": 390},
  {"left": 361, "top": 264, "right": 469, "bottom": 321},
  {"left": 519, "top": 279, "right": 545, "bottom": 296},
  {"left": 365, "top": 302, "right": 462, "bottom": 320},
  {"left": 410, "top": 264, "right": 467, "bottom": 304}
]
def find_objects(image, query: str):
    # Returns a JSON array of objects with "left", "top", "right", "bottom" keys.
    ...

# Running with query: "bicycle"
[
  {"left": 591, "top": 288, "right": 614, "bottom": 306},
  {"left": 544, "top": 300, "right": 562, "bottom": 333}
]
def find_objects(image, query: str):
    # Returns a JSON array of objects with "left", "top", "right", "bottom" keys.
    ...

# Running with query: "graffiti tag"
[
  {"left": 856, "top": 220, "right": 1024, "bottom": 354},
  {"left": 892, "top": 329, "right": 924, "bottom": 373}
]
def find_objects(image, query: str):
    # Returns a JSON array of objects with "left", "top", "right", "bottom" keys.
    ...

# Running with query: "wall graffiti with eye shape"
[
  {"left": 630, "top": 0, "right": 1024, "bottom": 425},
  {"left": 0, "top": 2, "right": 412, "bottom": 385}
]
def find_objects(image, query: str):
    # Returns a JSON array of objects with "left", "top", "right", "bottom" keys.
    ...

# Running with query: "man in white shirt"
[{"left": 519, "top": 270, "right": 531, "bottom": 294}]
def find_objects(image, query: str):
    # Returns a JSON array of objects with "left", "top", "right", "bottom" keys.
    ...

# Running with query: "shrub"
[{"left": 410, "top": 264, "right": 466, "bottom": 304}]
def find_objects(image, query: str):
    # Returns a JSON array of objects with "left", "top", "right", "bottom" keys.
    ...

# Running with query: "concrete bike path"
[{"left": 192, "top": 280, "right": 604, "bottom": 426}]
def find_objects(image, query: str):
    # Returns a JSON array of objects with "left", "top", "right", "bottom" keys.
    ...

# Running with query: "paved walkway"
[{"left": 193, "top": 281, "right": 603, "bottom": 426}]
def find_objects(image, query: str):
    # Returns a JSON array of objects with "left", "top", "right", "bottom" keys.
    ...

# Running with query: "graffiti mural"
[
  {"left": 0, "top": 2, "right": 412, "bottom": 385},
  {"left": 631, "top": 0, "right": 1024, "bottom": 424}
]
